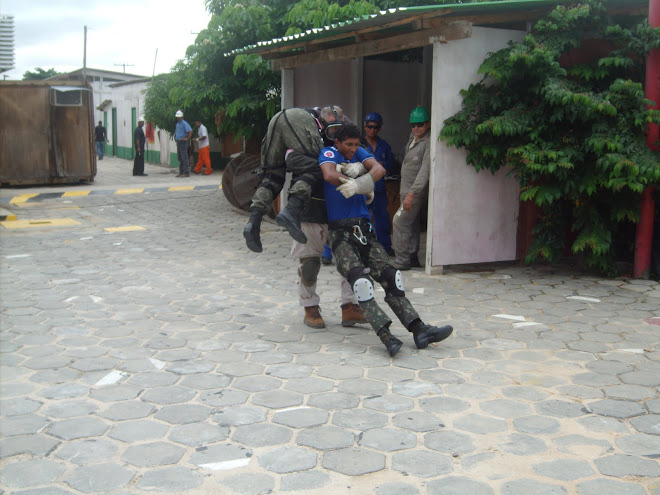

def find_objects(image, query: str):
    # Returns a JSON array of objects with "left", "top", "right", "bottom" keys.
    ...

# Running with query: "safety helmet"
[
  {"left": 364, "top": 112, "right": 383, "bottom": 126},
  {"left": 138, "top": 115, "right": 145, "bottom": 122},
  {"left": 175, "top": 110, "right": 184, "bottom": 118},
  {"left": 409, "top": 106, "right": 429, "bottom": 124}
]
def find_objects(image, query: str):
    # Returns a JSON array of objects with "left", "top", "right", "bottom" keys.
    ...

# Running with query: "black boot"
[
  {"left": 410, "top": 320, "right": 453, "bottom": 349},
  {"left": 275, "top": 196, "right": 307, "bottom": 243},
  {"left": 377, "top": 327, "right": 403, "bottom": 357},
  {"left": 243, "top": 209, "right": 264, "bottom": 253}
]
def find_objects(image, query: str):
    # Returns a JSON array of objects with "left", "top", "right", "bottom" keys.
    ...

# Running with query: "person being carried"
[
  {"left": 243, "top": 106, "right": 345, "bottom": 253},
  {"left": 319, "top": 124, "right": 453, "bottom": 357}
]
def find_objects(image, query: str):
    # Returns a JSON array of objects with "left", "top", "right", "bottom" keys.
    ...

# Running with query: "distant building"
[{"left": 0, "top": 16, "right": 15, "bottom": 73}]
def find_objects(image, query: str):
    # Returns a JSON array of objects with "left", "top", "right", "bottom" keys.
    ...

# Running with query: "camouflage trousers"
[
  {"left": 329, "top": 221, "right": 420, "bottom": 333},
  {"left": 250, "top": 178, "right": 313, "bottom": 214}
]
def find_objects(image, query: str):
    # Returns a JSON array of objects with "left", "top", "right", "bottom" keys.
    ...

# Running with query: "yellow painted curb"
[
  {"left": 168, "top": 186, "right": 195, "bottom": 191},
  {"left": 104, "top": 226, "right": 145, "bottom": 232},
  {"left": 9, "top": 194, "right": 38, "bottom": 204},
  {"left": 0, "top": 214, "right": 17, "bottom": 221},
  {"left": 63, "top": 191, "right": 91, "bottom": 197},
  {"left": 1, "top": 218, "right": 81, "bottom": 229},
  {"left": 115, "top": 189, "right": 144, "bottom": 195}
]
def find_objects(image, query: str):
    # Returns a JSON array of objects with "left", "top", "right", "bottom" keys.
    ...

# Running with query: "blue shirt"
[
  {"left": 364, "top": 138, "right": 393, "bottom": 193},
  {"left": 175, "top": 119, "right": 192, "bottom": 140},
  {"left": 319, "top": 146, "right": 375, "bottom": 223}
]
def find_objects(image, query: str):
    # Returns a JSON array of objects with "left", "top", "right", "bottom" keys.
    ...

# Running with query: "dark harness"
[{"left": 329, "top": 217, "right": 376, "bottom": 253}]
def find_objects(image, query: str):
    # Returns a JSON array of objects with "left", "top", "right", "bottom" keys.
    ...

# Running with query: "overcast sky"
[{"left": 1, "top": 0, "right": 211, "bottom": 80}]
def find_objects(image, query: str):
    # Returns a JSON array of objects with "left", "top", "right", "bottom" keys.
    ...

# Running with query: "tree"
[
  {"left": 22, "top": 67, "right": 61, "bottom": 80},
  {"left": 440, "top": 0, "right": 660, "bottom": 275}
]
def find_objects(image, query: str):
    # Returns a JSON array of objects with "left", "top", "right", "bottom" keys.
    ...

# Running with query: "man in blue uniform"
[
  {"left": 320, "top": 124, "right": 453, "bottom": 357},
  {"left": 362, "top": 112, "right": 394, "bottom": 254}
]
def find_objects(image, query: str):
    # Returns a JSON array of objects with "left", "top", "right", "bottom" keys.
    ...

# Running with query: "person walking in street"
[
  {"left": 362, "top": 112, "right": 394, "bottom": 255},
  {"left": 193, "top": 119, "right": 212, "bottom": 175},
  {"left": 391, "top": 106, "right": 431, "bottom": 270},
  {"left": 133, "top": 116, "right": 147, "bottom": 177},
  {"left": 319, "top": 124, "right": 453, "bottom": 357},
  {"left": 174, "top": 110, "right": 193, "bottom": 177},
  {"left": 95, "top": 120, "right": 108, "bottom": 160},
  {"left": 285, "top": 149, "right": 367, "bottom": 329}
]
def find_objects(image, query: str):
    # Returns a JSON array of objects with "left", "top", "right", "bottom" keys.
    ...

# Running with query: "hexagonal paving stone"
[
  {"left": 108, "top": 419, "right": 169, "bottom": 442},
  {"left": 308, "top": 392, "right": 360, "bottom": 410},
  {"left": 594, "top": 454, "right": 660, "bottom": 478},
  {"left": 425, "top": 430, "right": 475, "bottom": 455},
  {"left": 213, "top": 406, "right": 267, "bottom": 426},
  {"left": 499, "top": 433, "right": 548, "bottom": 455},
  {"left": 64, "top": 463, "right": 135, "bottom": 493},
  {"left": 619, "top": 371, "right": 660, "bottom": 387},
  {"left": 393, "top": 411, "right": 445, "bottom": 432},
  {"left": 48, "top": 417, "right": 108, "bottom": 440},
  {"left": 392, "top": 449, "right": 453, "bottom": 478},
  {"left": 232, "top": 423, "right": 292, "bottom": 447},
  {"left": 0, "top": 434, "right": 60, "bottom": 458},
  {"left": 338, "top": 378, "right": 388, "bottom": 395},
  {"left": 615, "top": 433, "right": 660, "bottom": 457},
  {"left": 358, "top": 427, "right": 417, "bottom": 452},
  {"left": 363, "top": 394, "right": 414, "bottom": 413},
  {"left": 121, "top": 441, "right": 184, "bottom": 467},
  {"left": 323, "top": 447, "right": 385, "bottom": 476},
  {"left": 534, "top": 399, "right": 589, "bottom": 418},
  {"left": 588, "top": 399, "right": 646, "bottom": 419},
  {"left": 137, "top": 466, "right": 204, "bottom": 492},
  {"left": 0, "top": 414, "right": 49, "bottom": 437},
  {"left": 427, "top": 476, "right": 494, "bottom": 495},
  {"left": 480, "top": 399, "right": 532, "bottom": 418},
  {"left": 0, "top": 459, "right": 66, "bottom": 489},
  {"left": 273, "top": 406, "right": 329, "bottom": 429},
  {"left": 501, "top": 479, "right": 567, "bottom": 494},
  {"left": 513, "top": 416, "right": 561, "bottom": 435},
  {"left": 258, "top": 446, "right": 317, "bottom": 473},
  {"left": 233, "top": 375, "right": 282, "bottom": 392},
  {"left": 189, "top": 443, "right": 252, "bottom": 469},
  {"left": 296, "top": 426, "right": 355, "bottom": 450},
  {"left": 141, "top": 385, "right": 196, "bottom": 405},
  {"left": 219, "top": 472, "right": 275, "bottom": 495},
  {"left": 155, "top": 404, "right": 212, "bottom": 424},
  {"left": 169, "top": 422, "right": 229, "bottom": 446},
  {"left": 200, "top": 388, "right": 249, "bottom": 407},
  {"left": 55, "top": 438, "right": 118, "bottom": 464},
  {"left": 280, "top": 470, "right": 331, "bottom": 492},
  {"left": 577, "top": 478, "right": 645, "bottom": 495},
  {"left": 420, "top": 396, "right": 470, "bottom": 414},
  {"left": 251, "top": 390, "right": 304, "bottom": 409},
  {"left": 98, "top": 401, "right": 154, "bottom": 420},
  {"left": 629, "top": 414, "right": 660, "bottom": 435},
  {"left": 533, "top": 459, "right": 595, "bottom": 481},
  {"left": 0, "top": 397, "right": 43, "bottom": 416},
  {"left": 333, "top": 409, "right": 388, "bottom": 430},
  {"left": 454, "top": 413, "right": 507, "bottom": 434}
]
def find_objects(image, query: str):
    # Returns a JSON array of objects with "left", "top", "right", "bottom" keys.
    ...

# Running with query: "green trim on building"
[{"left": 145, "top": 149, "right": 160, "bottom": 164}]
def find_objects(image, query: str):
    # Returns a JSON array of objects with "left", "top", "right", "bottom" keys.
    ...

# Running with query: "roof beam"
[{"left": 270, "top": 21, "right": 472, "bottom": 71}]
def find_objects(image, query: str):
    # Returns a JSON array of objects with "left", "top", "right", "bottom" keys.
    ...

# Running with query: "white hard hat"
[
  {"left": 175, "top": 110, "right": 184, "bottom": 117},
  {"left": 138, "top": 115, "right": 145, "bottom": 122}
]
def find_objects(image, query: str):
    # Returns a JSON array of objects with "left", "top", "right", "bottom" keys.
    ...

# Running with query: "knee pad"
[
  {"left": 299, "top": 257, "right": 321, "bottom": 287},
  {"left": 382, "top": 266, "right": 405, "bottom": 297},
  {"left": 348, "top": 266, "right": 374, "bottom": 302}
]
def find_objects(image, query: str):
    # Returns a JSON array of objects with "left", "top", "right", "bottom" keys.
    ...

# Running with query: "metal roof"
[{"left": 227, "top": 0, "right": 648, "bottom": 58}]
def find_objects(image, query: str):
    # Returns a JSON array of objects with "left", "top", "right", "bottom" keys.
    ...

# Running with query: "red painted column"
[{"left": 633, "top": 0, "right": 659, "bottom": 278}]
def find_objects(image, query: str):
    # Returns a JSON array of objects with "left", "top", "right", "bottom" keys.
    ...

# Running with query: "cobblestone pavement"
[{"left": 1, "top": 158, "right": 659, "bottom": 495}]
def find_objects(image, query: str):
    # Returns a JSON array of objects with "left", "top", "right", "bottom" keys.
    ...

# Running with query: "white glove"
[
  {"left": 336, "top": 163, "right": 346, "bottom": 174},
  {"left": 342, "top": 162, "right": 367, "bottom": 178},
  {"left": 366, "top": 191, "right": 375, "bottom": 205},
  {"left": 336, "top": 174, "right": 375, "bottom": 199}
]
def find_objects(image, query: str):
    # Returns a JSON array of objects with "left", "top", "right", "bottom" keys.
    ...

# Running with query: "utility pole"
[
  {"left": 114, "top": 63, "right": 134, "bottom": 73},
  {"left": 83, "top": 26, "right": 87, "bottom": 81},
  {"left": 152, "top": 48, "right": 158, "bottom": 77}
]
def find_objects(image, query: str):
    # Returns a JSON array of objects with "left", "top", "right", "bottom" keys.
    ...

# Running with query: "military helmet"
[{"left": 409, "top": 106, "right": 429, "bottom": 124}]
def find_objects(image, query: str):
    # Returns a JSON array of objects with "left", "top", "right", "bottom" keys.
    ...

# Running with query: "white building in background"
[{"left": 0, "top": 15, "right": 15, "bottom": 73}]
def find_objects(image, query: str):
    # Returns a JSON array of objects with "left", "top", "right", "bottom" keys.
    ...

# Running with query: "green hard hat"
[{"left": 409, "top": 106, "right": 429, "bottom": 123}]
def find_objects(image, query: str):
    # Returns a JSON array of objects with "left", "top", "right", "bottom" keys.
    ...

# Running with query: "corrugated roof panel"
[{"left": 226, "top": 0, "right": 647, "bottom": 57}]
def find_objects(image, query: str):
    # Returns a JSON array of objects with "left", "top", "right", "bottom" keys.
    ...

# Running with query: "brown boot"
[
  {"left": 341, "top": 303, "right": 367, "bottom": 327},
  {"left": 304, "top": 306, "right": 325, "bottom": 328}
]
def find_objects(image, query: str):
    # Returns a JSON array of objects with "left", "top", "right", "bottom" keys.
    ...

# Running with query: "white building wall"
[{"left": 428, "top": 26, "right": 526, "bottom": 271}]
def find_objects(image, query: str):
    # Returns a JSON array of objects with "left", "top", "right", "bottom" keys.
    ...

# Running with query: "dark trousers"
[{"left": 133, "top": 151, "right": 144, "bottom": 175}]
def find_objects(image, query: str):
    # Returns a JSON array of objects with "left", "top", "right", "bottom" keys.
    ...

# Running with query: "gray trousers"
[
  {"left": 392, "top": 193, "right": 426, "bottom": 265},
  {"left": 176, "top": 141, "right": 190, "bottom": 175}
]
